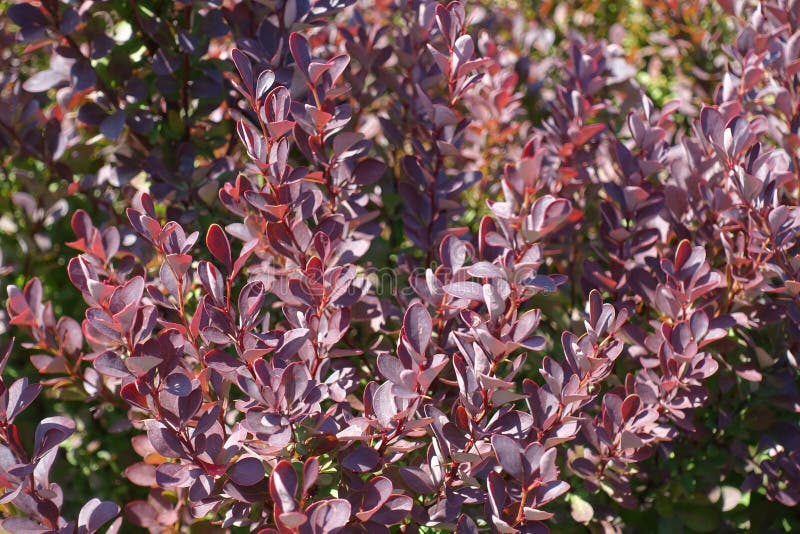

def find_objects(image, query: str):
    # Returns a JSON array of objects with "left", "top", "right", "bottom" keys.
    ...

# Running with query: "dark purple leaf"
[
  {"left": 78, "top": 498, "right": 120, "bottom": 534},
  {"left": 100, "top": 110, "right": 125, "bottom": 141},
  {"left": 71, "top": 61, "right": 97, "bottom": 91},
  {"left": 231, "top": 49, "right": 254, "bottom": 97},
  {"left": 289, "top": 33, "right": 311, "bottom": 78},
  {"left": 229, "top": 457, "right": 265, "bottom": 486},
  {"left": 33, "top": 416, "right": 75, "bottom": 459},
  {"left": 342, "top": 446, "right": 380, "bottom": 473},
  {"left": 5, "top": 377, "right": 42, "bottom": 423},
  {"left": 164, "top": 373, "right": 192, "bottom": 397}
]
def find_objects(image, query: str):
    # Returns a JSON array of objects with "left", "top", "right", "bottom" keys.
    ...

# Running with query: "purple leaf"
[
  {"left": 342, "top": 446, "right": 380, "bottom": 473},
  {"left": 229, "top": 457, "right": 265, "bottom": 486},
  {"left": 94, "top": 351, "right": 129, "bottom": 378},
  {"left": 231, "top": 49, "right": 254, "bottom": 97},
  {"left": 305, "top": 499, "right": 351, "bottom": 534},
  {"left": 402, "top": 302, "right": 432, "bottom": 355},
  {"left": 492, "top": 434, "right": 524, "bottom": 482},
  {"left": 302, "top": 457, "right": 319, "bottom": 497},
  {"left": 70, "top": 61, "right": 97, "bottom": 91},
  {"left": 100, "top": 110, "right": 126, "bottom": 141},
  {"left": 144, "top": 421, "right": 184, "bottom": 458},
  {"left": 78, "top": 498, "right": 120, "bottom": 534},
  {"left": 443, "top": 281, "right": 484, "bottom": 301},
  {"left": 33, "top": 416, "right": 75, "bottom": 459},
  {"left": 164, "top": 373, "right": 192, "bottom": 397},
  {"left": 5, "top": 378, "right": 42, "bottom": 423},
  {"left": 289, "top": 33, "right": 311, "bottom": 78},
  {"left": 269, "top": 460, "right": 298, "bottom": 513}
]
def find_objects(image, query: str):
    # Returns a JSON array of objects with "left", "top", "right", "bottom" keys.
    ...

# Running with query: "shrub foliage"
[{"left": 1, "top": 0, "right": 800, "bottom": 532}]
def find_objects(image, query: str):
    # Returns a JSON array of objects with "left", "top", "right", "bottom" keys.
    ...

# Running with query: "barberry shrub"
[{"left": 2, "top": 0, "right": 800, "bottom": 532}]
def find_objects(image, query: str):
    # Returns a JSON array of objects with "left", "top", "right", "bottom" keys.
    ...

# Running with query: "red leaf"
[{"left": 206, "top": 224, "right": 232, "bottom": 273}]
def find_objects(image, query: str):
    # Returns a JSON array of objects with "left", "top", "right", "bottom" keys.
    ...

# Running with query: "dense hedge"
[{"left": 1, "top": 0, "right": 800, "bottom": 532}]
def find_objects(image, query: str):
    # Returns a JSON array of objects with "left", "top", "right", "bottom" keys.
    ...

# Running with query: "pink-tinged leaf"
[
  {"left": 23, "top": 69, "right": 67, "bottom": 93},
  {"left": 125, "top": 355, "right": 162, "bottom": 376},
  {"left": 229, "top": 457, "right": 265, "bottom": 486},
  {"left": 443, "top": 281, "right": 484, "bottom": 301},
  {"left": 124, "top": 501, "right": 158, "bottom": 528},
  {"left": 269, "top": 460, "right": 298, "bottom": 513},
  {"left": 119, "top": 383, "right": 148, "bottom": 410},
  {"left": 467, "top": 261, "right": 505, "bottom": 279},
  {"left": 440, "top": 234, "right": 468, "bottom": 271},
  {"left": 109, "top": 276, "right": 144, "bottom": 314},
  {"left": 492, "top": 434, "right": 524, "bottom": 482},
  {"left": 256, "top": 69, "right": 276, "bottom": 100},
  {"left": 31, "top": 354, "right": 66, "bottom": 374},
  {"left": 198, "top": 260, "right": 225, "bottom": 306},
  {"left": 78, "top": 498, "right": 120, "bottom": 534},
  {"left": 523, "top": 507, "right": 554, "bottom": 521},
  {"left": 700, "top": 106, "right": 724, "bottom": 146},
  {"left": 268, "top": 120, "right": 295, "bottom": 139},
  {"left": 305, "top": 499, "right": 351, "bottom": 534},
  {"left": 238, "top": 281, "right": 265, "bottom": 326},
  {"left": 735, "top": 366, "right": 762, "bottom": 382},
  {"left": 278, "top": 512, "right": 308, "bottom": 529},
  {"left": 399, "top": 467, "right": 436, "bottom": 494},
  {"left": 537, "top": 479, "right": 570, "bottom": 504},
  {"left": 402, "top": 302, "right": 432, "bottom": 355},
  {"left": 94, "top": 351, "right": 129, "bottom": 378},
  {"left": 207, "top": 224, "right": 232, "bottom": 272},
  {"left": 126, "top": 208, "right": 162, "bottom": 243},
  {"left": 483, "top": 283, "right": 504, "bottom": 323},
  {"left": 144, "top": 421, "right": 183, "bottom": 458},
  {"left": 538, "top": 446, "right": 558, "bottom": 482},
  {"left": 434, "top": 3, "right": 455, "bottom": 44},
  {"left": 354, "top": 476, "right": 393, "bottom": 522},
  {"left": 155, "top": 463, "right": 193, "bottom": 488},
  {"left": 125, "top": 463, "right": 157, "bottom": 487},
  {"left": 2, "top": 517, "right": 48, "bottom": 533},
  {"left": 307, "top": 62, "right": 332, "bottom": 85},
  {"left": 620, "top": 431, "right": 645, "bottom": 450},
  {"left": 452, "top": 34, "right": 474, "bottom": 77},
  {"left": 325, "top": 54, "right": 350, "bottom": 86},
  {"left": 371, "top": 381, "right": 398, "bottom": 428},
  {"left": 7, "top": 285, "right": 35, "bottom": 326}
]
